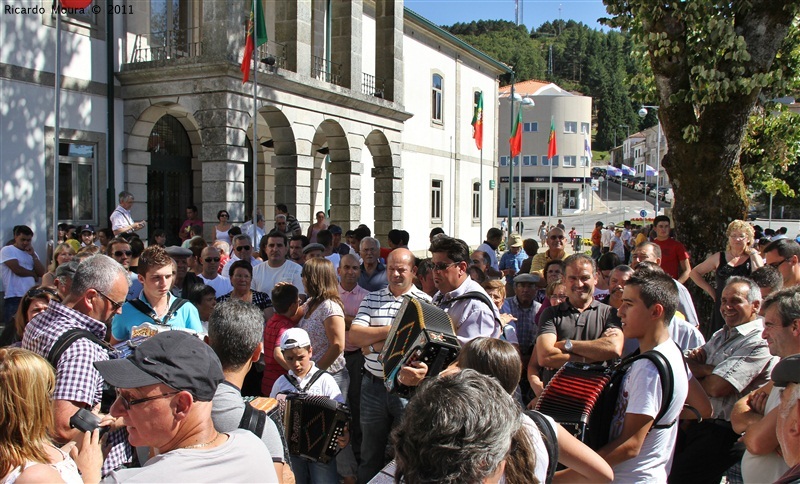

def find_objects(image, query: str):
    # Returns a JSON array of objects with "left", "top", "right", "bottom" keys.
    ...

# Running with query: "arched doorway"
[{"left": 147, "top": 115, "right": 193, "bottom": 245}]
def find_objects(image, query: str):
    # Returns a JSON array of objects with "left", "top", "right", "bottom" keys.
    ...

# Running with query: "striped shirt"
[{"left": 352, "top": 287, "right": 431, "bottom": 377}]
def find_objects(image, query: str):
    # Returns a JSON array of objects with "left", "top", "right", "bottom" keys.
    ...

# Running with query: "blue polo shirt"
[{"left": 111, "top": 291, "right": 203, "bottom": 341}]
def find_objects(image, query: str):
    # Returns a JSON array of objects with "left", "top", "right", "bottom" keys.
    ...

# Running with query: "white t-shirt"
[
  {"left": 251, "top": 260, "right": 305, "bottom": 298},
  {"left": 608, "top": 339, "right": 689, "bottom": 483},
  {"left": 199, "top": 274, "right": 233, "bottom": 297},
  {"left": 269, "top": 363, "right": 343, "bottom": 402},
  {"left": 325, "top": 252, "right": 340, "bottom": 270},
  {"left": 0, "top": 245, "right": 36, "bottom": 298},
  {"left": 521, "top": 413, "right": 554, "bottom": 484},
  {"left": 741, "top": 386, "right": 789, "bottom": 483}
]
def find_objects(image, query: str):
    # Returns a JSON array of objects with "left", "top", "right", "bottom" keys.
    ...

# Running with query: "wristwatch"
[
  {"left": 564, "top": 339, "right": 573, "bottom": 354},
  {"left": 369, "top": 344, "right": 376, "bottom": 353}
]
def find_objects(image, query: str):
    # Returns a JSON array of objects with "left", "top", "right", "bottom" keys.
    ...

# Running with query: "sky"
[{"left": 404, "top": 0, "right": 612, "bottom": 31}]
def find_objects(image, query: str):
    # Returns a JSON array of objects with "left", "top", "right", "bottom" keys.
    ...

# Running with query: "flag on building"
[
  {"left": 547, "top": 116, "right": 557, "bottom": 159},
  {"left": 509, "top": 106, "right": 523, "bottom": 158},
  {"left": 584, "top": 133, "right": 592, "bottom": 165},
  {"left": 241, "top": 0, "right": 268, "bottom": 84},
  {"left": 471, "top": 91, "right": 484, "bottom": 150}
]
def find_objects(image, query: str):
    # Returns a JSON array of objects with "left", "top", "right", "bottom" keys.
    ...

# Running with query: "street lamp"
[
  {"left": 505, "top": 80, "right": 534, "bottom": 240},
  {"left": 639, "top": 106, "right": 661, "bottom": 214}
]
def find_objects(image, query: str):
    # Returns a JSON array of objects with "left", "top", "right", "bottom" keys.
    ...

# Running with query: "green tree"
[{"left": 601, "top": 1, "right": 800, "bottom": 264}]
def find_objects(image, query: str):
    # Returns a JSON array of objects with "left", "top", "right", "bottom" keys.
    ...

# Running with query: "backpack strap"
[
  {"left": 128, "top": 297, "right": 189, "bottom": 326},
  {"left": 47, "top": 328, "right": 106, "bottom": 368},
  {"left": 239, "top": 401, "right": 267, "bottom": 436},
  {"left": 525, "top": 410, "right": 559, "bottom": 484}
]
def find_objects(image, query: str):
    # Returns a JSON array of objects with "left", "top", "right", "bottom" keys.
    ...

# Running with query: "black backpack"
[{"left": 525, "top": 409, "right": 559, "bottom": 484}]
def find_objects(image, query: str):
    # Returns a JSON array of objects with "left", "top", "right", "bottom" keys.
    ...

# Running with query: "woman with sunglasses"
[
  {"left": 214, "top": 210, "right": 232, "bottom": 245},
  {"left": 0, "top": 286, "right": 60, "bottom": 348},
  {"left": 41, "top": 243, "right": 75, "bottom": 288}
]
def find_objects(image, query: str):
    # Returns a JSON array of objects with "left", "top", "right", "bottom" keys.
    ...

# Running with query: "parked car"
[
  {"left": 634, "top": 180, "right": 647, "bottom": 192},
  {"left": 645, "top": 183, "right": 657, "bottom": 195},
  {"left": 657, "top": 187, "right": 670, "bottom": 200},
  {"left": 664, "top": 188, "right": 674, "bottom": 203}
]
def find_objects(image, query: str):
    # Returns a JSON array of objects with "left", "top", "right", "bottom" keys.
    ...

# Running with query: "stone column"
[
  {"left": 375, "top": 0, "right": 403, "bottom": 104},
  {"left": 275, "top": 1, "right": 312, "bottom": 76},
  {"left": 331, "top": 0, "right": 363, "bottom": 91},
  {"left": 329, "top": 160, "right": 363, "bottom": 231},
  {"left": 372, "top": 163, "right": 403, "bottom": 241},
  {"left": 274, "top": 153, "right": 313, "bottom": 230}
]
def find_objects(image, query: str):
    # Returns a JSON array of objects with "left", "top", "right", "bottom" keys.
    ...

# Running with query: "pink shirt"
[{"left": 339, "top": 283, "right": 369, "bottom": 352}]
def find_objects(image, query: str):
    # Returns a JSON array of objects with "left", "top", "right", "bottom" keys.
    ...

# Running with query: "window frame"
[
  {"left": 563, "top": 155, "right": 577, "bottom": 168},
  {"left": 431, "top": 73, "right": 444, "bottom": 125},
  {"left": 431, "top": 178, "right": 443, "bottom": 222},
  {"left": 564, "top": 121, "right": 577, "bottom": 134},
  {"left": 472, "top": 181, "right": 481, "bottom": 221}
]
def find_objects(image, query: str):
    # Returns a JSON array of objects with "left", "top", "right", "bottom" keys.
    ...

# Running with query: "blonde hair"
[
  {"left": 482, "top": 279, "right": 506, "bottom": 299},
  {"left": 726, "top": 219, "right": 755, "bottom": 254},
  {"left": 546, "top": 278, "right": 566, "bottom": 297},
  {"left": 48, "top": 243, "right": 75, "bottom": 272},
  {"left": 301, "top": 258, "right": 343, "bottom": 314},
  {"left": 0, "top": 348, "right": 56, "bottom": 475}
]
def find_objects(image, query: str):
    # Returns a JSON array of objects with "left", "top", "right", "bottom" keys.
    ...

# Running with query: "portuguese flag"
[
  {"left": 547, "top": 116, "right": 557, "bottom": 159},
  {"left": 241, "top": 0, "right": 268, "bottom": 84},
  {"left": 472, "top": 91, "right": 484, "bottom": 150},
  {"left": 509, "top": 105, "right": 523, "bottom": 158}
]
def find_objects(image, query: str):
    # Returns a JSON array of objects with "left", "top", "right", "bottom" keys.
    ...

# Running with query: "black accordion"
[
  {"left": 534, "top": 362, "right": 612, "bottom": 444},
  {"left": 283, "top": 393, "right": 350, "bottom": 464},
  {"left": 379, "top": 295, "right": 460, "bottom": 397}
]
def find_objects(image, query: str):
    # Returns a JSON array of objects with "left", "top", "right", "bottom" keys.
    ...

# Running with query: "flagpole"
[
  {"left": 251, "top": 0, "right": 259, "bottom": 246},
  {"left": 53, "top": 9, "right": 61, "bottom": 246},
  {"left": 479, "top": 147, "right": 483, "bottom": 239}
]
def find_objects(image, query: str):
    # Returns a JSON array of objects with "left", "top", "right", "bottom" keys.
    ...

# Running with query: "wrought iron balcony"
[
  {"left": 312, "top": 55, "right": 342, "bottom": 86},
  {"left": 129, "top": 28, "right": 201, "bottom": 64},
  {"left": 256, "top": 40, "right": 287, "bottom": 71},
  {"left": 362, "top": 73, "right": 385, "bottom": 98}
]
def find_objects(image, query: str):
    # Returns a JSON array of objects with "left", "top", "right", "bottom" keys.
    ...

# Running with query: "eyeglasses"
[
  {"left": 113, "top": 250, "right": 133, "bottom": 257},
  {"left": 432, "top": 262, "right": 457, "bottom": 272},
  {"left": 550, "top": 294, "right": 567, "bottom": 301},
  {"left": 115, "top": 389, "right": 180, "bottom": 410},
  {"left": 235, "top": 245, "right": 251, "bottom": 252},
  {"left": 94, "top": 288, "right": 126, "bottom": 312},
  {"left": 220, "top": 214, "right": 229, "bottom": 218},
  {"left": 549, "top": 235, "right": 565, "bottom": 240},
  {"left": 769, "top": 258, "right": 792, "bottom": 269},
  {"left": 204, "top": 257, "right": 221, "bottom": 263}
]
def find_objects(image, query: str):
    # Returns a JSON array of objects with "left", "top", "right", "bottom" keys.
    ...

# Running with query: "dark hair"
[
  {"left": 187, "top": 283, "right": 216, "bottom": 306},
  {"left": 316, "top": 230, "right": 333, "bottom": 248},
  {"left": 597, "top": 252, "right": 621, "bottom": 271},
  {"left": 290, "top": 234, "right": 309, "bottom": 246},
  {"left": 764, "top": 238, "right": 800, "bottom": 259},
  {"left": 486, "top": 227, "right": 503, "bottom": 240},
  {"left": 522, "top": 238, "right": 539, "bottom": 257},
  {"left": 353, "top": 227, "right": 370, "bottom": 241},
  {"left": 429, "top": 227, "right": 445, "bottom": 239},
  {"left": 129, "top": 236, "right": 145, "bottom": 258},
  {"left": 466, "top": 266, "right": 487, "bottom": 284},
  {"left": 190, "top": 225, "right": 203, "bottom": 236},
  {"left": 187, "top": 205, "right": 198, "bottom": 212},
  {"left": 632, "top": 260, "right": 664, "bottom": 276},
  {"left": 457, "top": 337, "right": 521, "bottom": 394},
  {"left": 564, "top": 253, "right": 597, "bottom": 272},
  {"left": 188, "top": 237, "right": 208, "bottom": 260},
  {"left": 762, "top": 286, "right": 800, "bottom": 328},
  {"left": 217, "top": 209, "right": 229, "bottom": 220},
  {"left": 625, "top": 272, "right": 678, "bottom": 324},
  {"left": 99, "top": 228, "right": 114, "bottom": 239},
  {"left": 151, "top": 228, "right": 166, "bottom": 240},
  {"left": 276, "top": 203, "right": 288, "bottom": 213},
  {"left": 357, "top": 224, "right": 372, "bottom": 236},
  {"left": 750, "top": 266, "right": 783, "bottom": 294},
  {"left": 543, "top": 259, "right": 565, "bottom": 275},
  {"left": 653, "top": 215, "right": 671, "bottom": 226},
  {"left": 228, "top": 260, "right": 253, "bottom": 278},
  {"left": 105, "top": 237, "right": 130, "bottom": 255},
  {"left": 228, "top": 226, "right": 242, "bottom": 238},
  {"left": 417, "top": 258, "right": 434, "bottom": 279},
  {"left": 429, "top": 236, "right": 470, "bottom": 264},
  {"left": 261, "top": 230, "right": 288, "bottom": 258},
  {"left": 138, "top": 245, "right": 172, "bottom": 275},
  {"left": 13, "top": 225, "right": 33, "bottom": 237},
  {"left": 271, "top": 283, "right": 299, "bottom": 314}
]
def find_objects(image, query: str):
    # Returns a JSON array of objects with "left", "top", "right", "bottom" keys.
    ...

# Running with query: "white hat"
[{"left": 280, "top": 327, "right": 311, "bottom": 351}]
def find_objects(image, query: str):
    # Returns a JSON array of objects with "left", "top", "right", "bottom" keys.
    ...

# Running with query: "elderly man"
[
  {"left": 502, "top": 273, "right": 541, "bottom": 364},
  {"left": 208, "top": 300, "right": 287, "bottom": 480},
  {"left": 498, "top": 233, "right": 526, "bottom": 278},
  {"left": 732, "top": 287, "right": 800, "bottom": 482},
  {"left": 763, "top": 238, "right": 800, "bottom": 288},
  {"left": 358, "top": 237, "right": 388, "bottom": 292},
  {"left": 221, "top": 234, "right": 260, "bottom": 276},
  {"left": 252, "top": 230, "right": 304, "bottom": 299},
  {"left": 772, "top": 355, "right": 800, "bottom": 483},
  {"left": 430, "top": 236, "right": 500, "bottom": 345},
  {"left": 94, "top": 331, "right": 277, "bottom": 482},
  {"left": 22, "top": 254, "right": 133, "bottom": 475},
  {"left": 275, "top": 203, "right": 302, "bottom": 236},
  {"left": 165, "top": 245, "right": 199, "bottom": 298},
  {"left": 198, "top": 246, "right": 233, "bottom": 297},
  {"left": 530, "top": 227, "right": 569, "bottom": 286},
  {"left": 109, "top": 191, "right": 145, "bottom": 237},
  {"left": 631, "top": 241, "right": 699, "bottom": 327},
  {"left": 349, "top": 249, "right": 431, "bottom": 483},
  {"left": 302, "top": 243, "right": 325, "bottom": 263},
  {"left": 670, "top": 276, "right": 777, "bottom": 483},
  {"left": 536, "top": 254, "right": 624, "bottom": 386},
  {"left": 1, "top": 224, "right": 45, "bottom": 324}
]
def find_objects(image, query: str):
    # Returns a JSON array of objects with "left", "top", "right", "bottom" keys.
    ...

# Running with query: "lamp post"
[
  {"left": 639, "top": 105, "right": 661, "bottom": 214},
  {"left": 506, "top": 79, "right": 534, "bottom": 242}
]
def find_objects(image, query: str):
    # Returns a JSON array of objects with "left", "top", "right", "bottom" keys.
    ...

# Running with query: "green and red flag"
[
  {"left": 471, "top": 91, "right": 484, "bottom": 150},
  {"left": 241, "top": 0, "right": 268, "bottom": 84},
  {"left": 547, "top": 116, "right": 557, "bottom": 159},
  {"left": 509, "top": 105, "right": 523, "bottom": 157}
]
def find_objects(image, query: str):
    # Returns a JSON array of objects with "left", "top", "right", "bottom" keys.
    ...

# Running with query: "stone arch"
[
  {"left": 309, "top": 120, "right": 360, "bottom": 231},
  {"left": 366, "top": 129, "right": 401, "bottom": 240}
]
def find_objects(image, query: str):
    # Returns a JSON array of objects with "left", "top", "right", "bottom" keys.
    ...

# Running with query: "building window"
[
  {"left": 523, "top": 155, "right": 538, "bottom": 166},
  {"left": 564, "top": 121, "right": 577, "bottom": 133},
  {"left": 431, "top": 74, "right": 443, "bottom": 124},
  {"left": 580, "top": 156, "right": 590, "bottom": 167},
  {"left": 563, "top": 156, "right": 577, "bottom": 167},
  {"left": 524, "top": 122, "right": 538, "bottom": 132},
  {"left": 562, "top": 189, "right": 579, "bottom": 209},
  {"left": 512, "top": 156, "right": 519, "bottom": 166},
  {"left": 58, "top": 142, "right": 96, "bottom": 223},
  {"left": 431, "top": 179, "right": 442, "bottom": 221},
  {"left": 542, "top": 156, "right": 550, "bottom": 166},
  {"left": 552, "top": 156, "right": 559, "bottom": 167},
  {"left": 472, "top": 182, "right": 481, "bottom": 220},
  {"left": 581, "top": 122, "right": 590, "bottom": 134},
  {"left": 500, "top": 156, "right": 507, "bottom": 166}
]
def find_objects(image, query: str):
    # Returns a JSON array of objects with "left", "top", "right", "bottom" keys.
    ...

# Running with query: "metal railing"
[
  {"left": 312, "top": 55, "right": 342, "bottom": 86},
  {"left": 129, "top": 28, "right": 201, "bottom": 64},
  {"left": 256, "top": 40, "right": 287, "bottom": 71},
  {"left": 361, "top": 73, "right": 385, "bottom": 98}
]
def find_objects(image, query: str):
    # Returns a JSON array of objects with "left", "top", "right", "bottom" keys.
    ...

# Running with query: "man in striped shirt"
[{"left": 349, "top": 248, "right": 431, "bottom": 483}]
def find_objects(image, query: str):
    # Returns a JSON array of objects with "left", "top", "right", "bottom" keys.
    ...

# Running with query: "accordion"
[
  {"left": 534, "top": 362, "right": 612, "bottom": 444},
  {"left": 283, "top": 393, "right": 350, "bottom": 464},
  {"left": 379, "top": 296, "right": 460, "bottom": 397},
  {"left": 109, "top": 335, "right": 151, "bottom": 360}
]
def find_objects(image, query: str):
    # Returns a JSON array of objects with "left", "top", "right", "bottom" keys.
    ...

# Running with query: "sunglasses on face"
[
  {"left": 114, "top": 250, "right": 133, "bottom": 257},
  {"left": 235, "top": 245, "right": 252, "bottom": 252},
  {"left": 432, "top": 262, "right": 457, "bottom": 272},
  {"left": 26, "top": 287, "right": 59, "bottom": 298},
  {"left": 204, "top": 257, "right": 221, "bottom": 263}
]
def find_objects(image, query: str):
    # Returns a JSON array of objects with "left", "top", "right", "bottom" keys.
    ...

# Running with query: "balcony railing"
[
  {"left": 129, "top": 28, "right": 202, "bottom": 64},
  {"left": 256, "top": 40, "right": 287, "bottom": 71},
  {"left": 312, "top": 55, "right": 342, "bottom": 86},
  {"left": 361, "top": 73, "right": 385, "bottom": 98}
]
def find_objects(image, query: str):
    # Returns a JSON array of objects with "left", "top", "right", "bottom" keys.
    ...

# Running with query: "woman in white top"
[
  {"left": 214, "top": 210, "right": 232, "bottom": 244},
  {"left": 0, "top": 348, "right": 102, "bottom": 484}
]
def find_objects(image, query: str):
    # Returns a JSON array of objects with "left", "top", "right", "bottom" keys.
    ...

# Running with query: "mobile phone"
[{"left": 69, "top": 408, "right": 110, "bottom": 437}]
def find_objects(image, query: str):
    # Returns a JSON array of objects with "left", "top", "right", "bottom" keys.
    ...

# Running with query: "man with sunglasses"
[
  {"left": 107, "top": 237, "right": 142, "bottom": 301},
  {"left": 529, "top": 227, "right": 569, "bottom": 286},
  {"left": 198, "top": 246, "right": 232, "bottom": 297},
  {"left": 111, "top": 245, "right": 202, "bottom": 343},
  {"left": 221, "top": 234, "right": 261, "bottom": 277},
  {"left": 763, "top": 238, "right": 800, "bottom": 287},
  {"left": 23, "top": 254, "right": 133, "bottom": 475},
  {"left": 93, "top": 331, "right": 277, "bottom": 482}
]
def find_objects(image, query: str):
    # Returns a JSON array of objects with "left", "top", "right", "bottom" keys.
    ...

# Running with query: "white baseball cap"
[{"left": 280, "top": 327, "right": 311, "bottom": 351}]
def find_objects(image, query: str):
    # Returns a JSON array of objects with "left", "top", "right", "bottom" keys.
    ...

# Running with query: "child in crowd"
[{"left": 261, "top": 283, "right": 300, "bottom": 396}]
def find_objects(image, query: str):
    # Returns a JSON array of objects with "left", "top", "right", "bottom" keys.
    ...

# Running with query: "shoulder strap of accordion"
[
  {"left": 302, "top": 369, "right": 330, "bottom": 393},
  {"left": 625, "top": 350, "right": 676, "bottom": 429},
  {"left": 448, "top": 291, "right": 500, "bottom": 324},
  {"left": 524, "top": 410, "right": 559, "bottom": 484},
  {"left": 239, "top": 401, "right": 266, "bottom": 436}
]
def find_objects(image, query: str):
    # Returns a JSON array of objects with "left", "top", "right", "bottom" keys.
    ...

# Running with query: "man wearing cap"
[
  {"left": 498, "top": 233, "right": 526, "bottom": 278},
  {"left": 198, "top": 246, "right": 232, "bottom": 297},
  {"left": 330, "top": 224, "right": 352, "bottom": 256},
  {"left": 221, "top": 234, "right": 260, "bottom": 277},
  {"left": 110, "top": 191, "right": 145, "bottom": 237},
  {"left": 502, "top": 272, "right": 540, "bottom": 401},
  {"left": 529, "top": 226, "right": 569, "bottom": 286},
  {"left": 772, "top": 355, "right": 800, "bottom": 483},
  {"left": 302, "top": 243, "right": 325, "bottom": 263},
  {"left": 165, "top": 245, "right": 200, "bottom": 298},
  {"left": 79, "top": 224, "right": 99, "bottom": 248},
  {"left": 732, "top": 286, "right": 800, "bottom": 482},
  {"left": 94, "top": 331, "right": 277, "bottom": 482},
  {"left": 23, "top": 254, "right": 133, "bottom": 475}
]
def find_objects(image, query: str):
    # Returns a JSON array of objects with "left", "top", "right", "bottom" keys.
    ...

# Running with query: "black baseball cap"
[
  {"left": 94, "top": 331, "right": 224, "bottom": 401},
  {"left": 772, "top": 354, "right": 800, "bottom": 387}
]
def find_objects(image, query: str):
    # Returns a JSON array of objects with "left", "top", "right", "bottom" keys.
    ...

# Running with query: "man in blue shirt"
[{"left": 498, "top": 233, "right": 526, "bottom": 278}]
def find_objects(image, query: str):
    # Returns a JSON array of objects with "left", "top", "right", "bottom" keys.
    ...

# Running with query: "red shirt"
[
  {"left": 591, "top": 228, "right": 602, "bottom": 247},
  {"left": 653, "top": 238, "right": 690, "bottom": 280},
  {"left": 261, "top": 313, "right": 295, "bottom": 396}
]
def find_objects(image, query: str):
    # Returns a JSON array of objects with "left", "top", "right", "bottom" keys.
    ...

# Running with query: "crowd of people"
[{"left": 2, "top": 191, "right": 800, "bottom": 483}]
